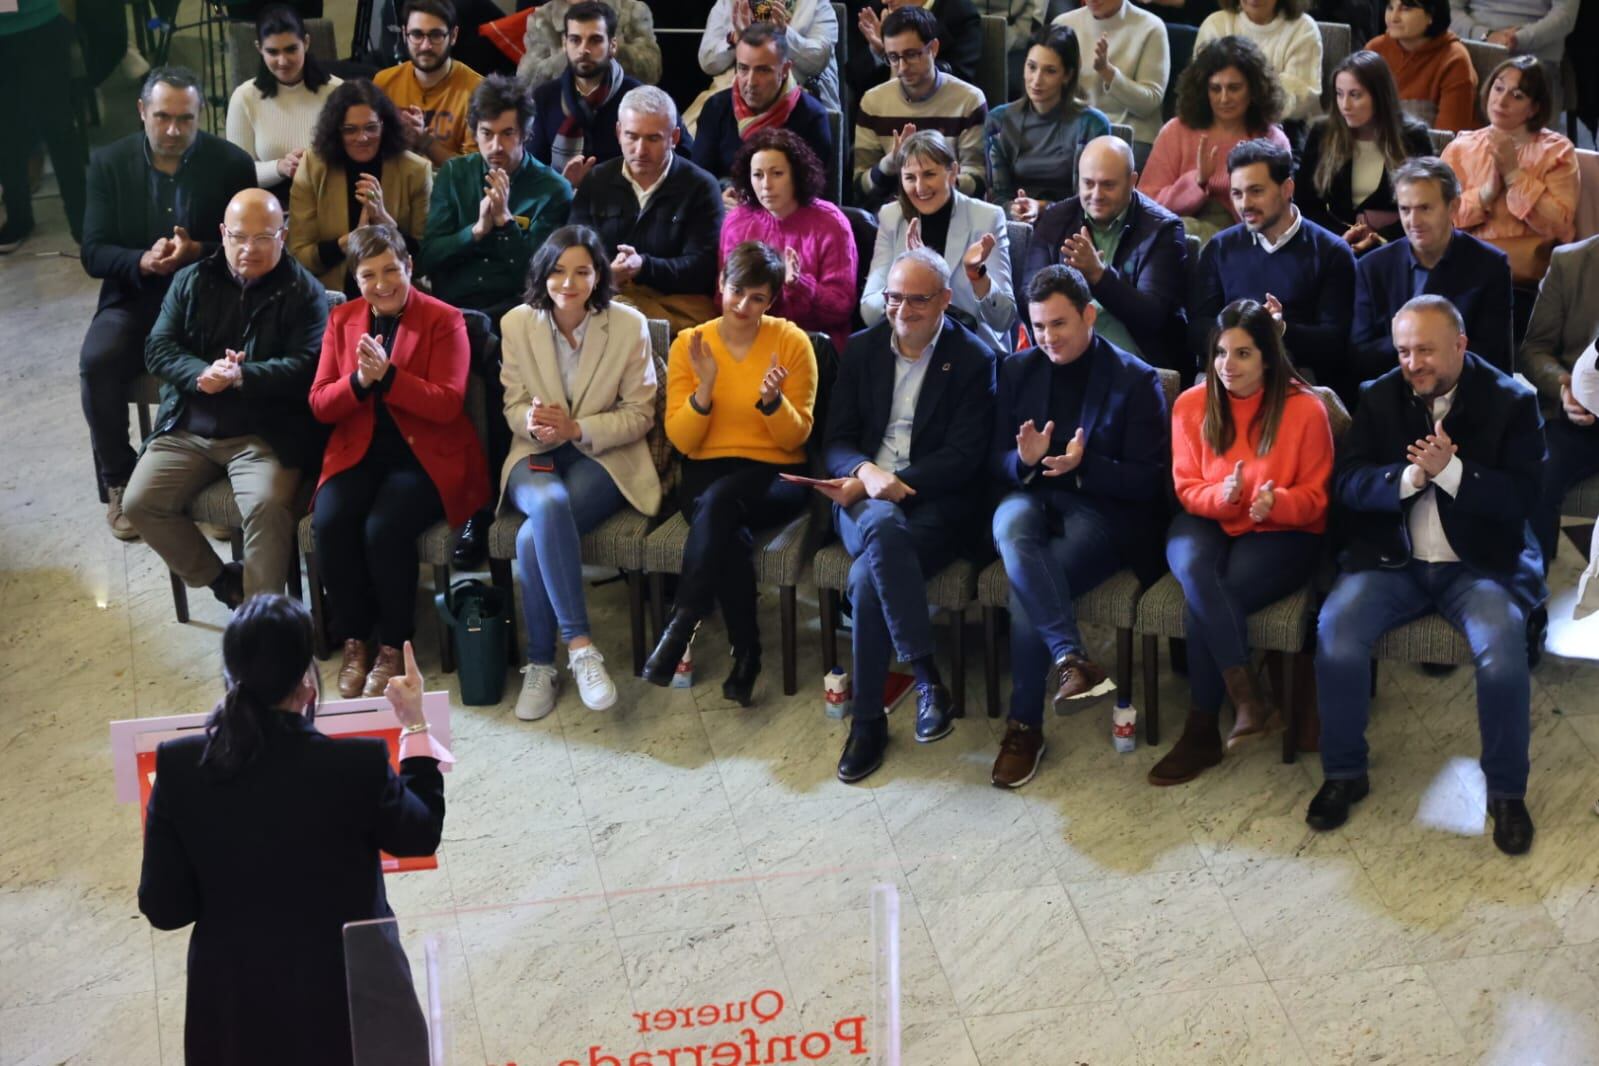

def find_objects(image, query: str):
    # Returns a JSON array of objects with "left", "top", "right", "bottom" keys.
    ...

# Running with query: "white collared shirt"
[
  {"left": 1253, "top": 204, "right": 1304, "bottom": 255},
  {"left": 624, "top": 154, "right": 673, "bottom": 213},
  {"left": 1398, "top": 386, "right": 1464, "bottom": 563},
  {"left": 550, "top": 313, "right": 591, "bottom": 403},
  {"left": 870, "top": 319, "right": 944, "bottom": 472}
]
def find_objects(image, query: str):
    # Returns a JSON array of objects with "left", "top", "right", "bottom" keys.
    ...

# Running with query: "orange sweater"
[
  {"left": 1171, "top": 383, "right": 1334, "bottom": 536},
  {"left": 665, "top": 315, "right": 818, "bottom": 465},
  {"left": 1368, "top": 32, "right": 1478, "bottom": 134}
]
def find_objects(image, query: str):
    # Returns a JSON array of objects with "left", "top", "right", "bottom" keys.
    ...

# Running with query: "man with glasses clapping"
[{"left": 374, "top": 0, "right": 485, "bottom": 166}]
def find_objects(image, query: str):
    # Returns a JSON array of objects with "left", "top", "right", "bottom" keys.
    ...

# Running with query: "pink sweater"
[
  {"left": 719, "top": 199, "right": 859, "bottom": 352},
  {"left": 1138, "top": 119, "right": 1294, "bottom": 221}
]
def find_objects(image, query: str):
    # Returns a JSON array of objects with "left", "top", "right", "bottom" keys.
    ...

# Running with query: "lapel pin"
[{"left": 941, "top": 362, "right": 951, "bottom": 371}]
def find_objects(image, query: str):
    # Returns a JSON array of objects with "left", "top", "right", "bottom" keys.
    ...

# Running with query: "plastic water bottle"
[
  {"left": 824, "top": 668, "right": 853, "bottom": 719},
  {"left": 1112, "top": 697, "right": 1137, "bottom": 753}
]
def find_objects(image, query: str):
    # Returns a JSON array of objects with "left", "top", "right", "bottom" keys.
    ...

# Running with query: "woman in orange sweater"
[
  {"left": 1367, "top": 0, "right": 1478, "bottom": 132},
  {"left": 642, "top": 240, "right": 819, "bottom": 703},
  {"left": 1150, "top": 298, "right": 1334, "bottom": 787}
]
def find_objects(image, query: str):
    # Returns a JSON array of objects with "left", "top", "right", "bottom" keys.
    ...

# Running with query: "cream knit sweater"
[
  {"left": 226, "top": 77, "right": 342, "bottom": 190},
  {"left": 1055, "top": 0, "right": 1170, "bottom": 147}
]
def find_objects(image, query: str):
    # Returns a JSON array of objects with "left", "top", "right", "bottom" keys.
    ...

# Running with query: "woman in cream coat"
[
  {"left": 499, "top": 225, "right": 661, "bottom": 722},
  {"left": 861, "top": 130, "right": 1015, "bottom": 355}
]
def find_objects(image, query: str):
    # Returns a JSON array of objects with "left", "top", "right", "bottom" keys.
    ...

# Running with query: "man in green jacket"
[{"left": 123, "top": 189, "right": 328, "bottom": 608}]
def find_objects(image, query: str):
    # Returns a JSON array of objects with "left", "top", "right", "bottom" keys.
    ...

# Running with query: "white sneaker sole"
[
  {"left": 578, "top": 685, "right": 617, "bottom": 711},
  {"left": 993, "top": 742, "right": 1046, "bottom": 789}
]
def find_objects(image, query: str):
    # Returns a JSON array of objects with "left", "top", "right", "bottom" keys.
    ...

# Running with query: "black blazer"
[
  {"left": 825, "top": 316, "right": 995, "bottom": 530},
  {"left": 1027, "top": 191, "right": 1190, "bottom": 375},
  {"left": 1294, "top": 118, "right": 1433, "bottom": 245},
  {"left": 691, "top": 87, "right": 835, "bottom": 185},
  {"left": 139, "top": 716, "right": 444, "bottom": 1066},
  {"left": 80, "top": 131, "right": 256, "bottom": 315},
  {"left": 569, "top": 154, "right": 725, "bottom": 296},
  {"left": 1334, "top": 352, "right": 1547, "bottom": 608}
]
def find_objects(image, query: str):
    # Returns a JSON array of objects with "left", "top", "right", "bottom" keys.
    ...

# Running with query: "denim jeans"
[
  {"left": 1316, "top": 561, "right": 1532, "bottom": 798},
  {"left": 1166, "top": 512, "right": 1322, "bottom": 715},
  {"left": 992, "top": 491, "right": 1123, "bottom": 725},
  {"left": 1535, "top": 418, "right": 1599, "bottom": 572},
  {"left": 505, "top": 444, "right": 626, "bottom": 664},
  {"left": 837, "top": 498, "right": 956, "bottom": 721}
]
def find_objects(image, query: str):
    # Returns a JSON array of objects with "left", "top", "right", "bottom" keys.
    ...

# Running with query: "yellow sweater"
[{"left": 665, "top": 316, "right": 818, "bottom": 464}]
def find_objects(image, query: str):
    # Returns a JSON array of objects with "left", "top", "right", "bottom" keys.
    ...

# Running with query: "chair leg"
[
  {"left": 1370, "top": 659, "right": 1379, "bottom": 699},
  {"left": 169, "top": 570, "right": 189, "bottom": 624},
  {"left": 287, "top": 543, "right": 303, "bottom": 600},
  {"left": 649, "top": 572, "right": 667, "bottom": 641},
  {"left": 627, "top": 571, "right": 646, "bottom": 678},
  {"left": 820, "top": 588, "right": 839, "bottom": 673},
  {"left": 434, "top": 564, "right": 455, "bottom": 673},
  {"left": 1115, "top": 627, "right": 1133, "bottom": 701},
  {"left": 306, "top": 549, "right": 330, "bottom": 660},
  {"left": 230, "top": 530, "right": 244, "bottom": 563},
  {"left": 1142, "top": 634, "right": 1160, "bottom": 746},
  {"left": 488, "top": 558, "right": 521, "bottom": 667},
  {"left": 780, "top": 585, "right": 797, "bottom": 696},
  {"left": 1272, "top": 650, "right": 1294, "bottom": 764},
  {"left": 983, "top": 606, "right": 1001, "bottom": 719},
  {"left": 949, "top": 607, "right": 966, "bottom": 718}
]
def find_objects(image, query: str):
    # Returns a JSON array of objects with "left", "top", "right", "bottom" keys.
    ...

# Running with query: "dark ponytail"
[{"left": 201, "top": 594, "right": 318, "bottom": 776}]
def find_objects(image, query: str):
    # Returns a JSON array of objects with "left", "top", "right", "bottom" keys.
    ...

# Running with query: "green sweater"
[
  {"left": 0, "top": 0, "right": 62, "bottom": 37},
  {"left": 420, "top": 149, "right": 573, "bottom": 314}
]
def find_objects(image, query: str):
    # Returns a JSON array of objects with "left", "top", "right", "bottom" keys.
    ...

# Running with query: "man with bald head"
[
  {"left": 1024, "top": 135, "right": 1189, "bottom": 375},
  {"left": 123, "top": 188, "right": 329, "bottom": 608}
]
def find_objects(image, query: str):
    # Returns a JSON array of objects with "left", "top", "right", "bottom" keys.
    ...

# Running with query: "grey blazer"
[{"left": 1521, "top": 234, "right": 1599, "bottom": 415}]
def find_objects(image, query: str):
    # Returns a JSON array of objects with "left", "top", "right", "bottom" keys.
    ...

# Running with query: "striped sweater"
[{"left": 853, "top": 73, "right": 989, "bottom": 201}]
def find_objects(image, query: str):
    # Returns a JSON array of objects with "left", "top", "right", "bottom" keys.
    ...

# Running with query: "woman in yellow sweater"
[{"left": 643, "top": 241, "right": 819, "bottom": 704}]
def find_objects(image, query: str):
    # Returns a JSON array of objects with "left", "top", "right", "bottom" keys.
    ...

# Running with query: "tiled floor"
[{"left": 5, "top": 190, "right": 1599, "bottom": 1065}]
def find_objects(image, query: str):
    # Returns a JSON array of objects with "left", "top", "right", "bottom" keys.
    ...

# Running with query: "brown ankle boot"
[
  {"left": 1148, "top": 712, "right": 1224, "bottom": 786},
  {"left": 362, "top": 645, "right": 404, "bottom": 698},
  {"left": 337, "top": 639, "right": 372, "bottom": 699},
  {"left": 1223, "top": 664, "right": 1282, "bottom": 750}
]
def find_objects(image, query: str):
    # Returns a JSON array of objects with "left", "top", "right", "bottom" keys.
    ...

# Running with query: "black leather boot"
[
  {"left": 643, "top": 609, "right": 700, "bottom": 687},
  {"left": 722, "top": 648, "right": 761, "bottom": 706}
]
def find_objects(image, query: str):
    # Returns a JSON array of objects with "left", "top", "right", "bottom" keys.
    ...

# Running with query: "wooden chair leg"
[
  {"left": 170, "top": 570, "right": 189, "bottom": 624},
  {"left": 287, "top": 543, "right": 303, "bottom": 600},
  {"left": 949, "top": 607, "right": 966, "bottom": 718},
  {"left": 1142, "top": 634, "right": 1161, "bottom": 746},
  {"left": 306, "top": 549, "right": 330, "bottom": 660},
  {"left": 780, "top": 585, "right": 798, "bottom": 696},
  {"left": 983, "top": 606, "right": 1001, "bottom": 719},
  {"left": 1115, "top": 627, "right": 1133, "bottom": 700},
  {"left": 627, "top": 571, "right": 646, "bottom": 678},
  {"left": 434, "top": 564, "right": 455, "bottom": 673},
  {"left": 488, "top": 558, "right": 521, "bottom": 667},
  {"left": 1270, "top": 650, "right": 1294, "bottom": 764},
  {"left": 820, "top": 588, "right": 839, "bottom": 673},
  {"left": 649, "top": 572, "right": 667, "bottom": 642}
]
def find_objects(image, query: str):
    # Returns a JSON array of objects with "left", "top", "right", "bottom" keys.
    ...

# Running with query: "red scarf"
[{"left": 733, "top": 76, "right": 804, "bottom": 140}]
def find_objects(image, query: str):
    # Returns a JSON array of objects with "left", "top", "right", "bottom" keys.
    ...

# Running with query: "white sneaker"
[
  {"left": 515, "top": 663, "right": 559, "bottom": 721},
  {"left": 569, "top": 645, "right": 617, "bottom": 710}
]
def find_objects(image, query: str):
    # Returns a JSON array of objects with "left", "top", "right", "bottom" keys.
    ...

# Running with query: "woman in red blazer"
[{"left": 310, "top": 224, "right": 489, "bottom": 698}]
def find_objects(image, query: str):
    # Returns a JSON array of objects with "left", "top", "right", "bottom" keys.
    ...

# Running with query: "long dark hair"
[
  {"left": 1203, "top": 299, "right": 1311, "bottom": 456},
  {"left": 523, "top": 224, "right": 616, "bottom": 311},
  {"left": 729, "top": 127, "right": 827, "bottom": 209},
  {"left": 310, "top": 80, "right": 410, "bottom": 166},
  {"left": 200, "top": 595, "right": 317, "bottom": 776},
  {"left": 252, "top": 5, "right": 331, "bottom": 99},
  {"left": 1175, "top": 36, "right": 1285, "bottom": 134},
  {"left": 1313, "top": 51, "right": 1411, "bottom": 197},
  {"left": 1018, "top": 26, "right": 1084, "bottom": 113}
]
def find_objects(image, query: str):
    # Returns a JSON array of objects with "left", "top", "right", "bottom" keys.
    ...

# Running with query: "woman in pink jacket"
[{"left": 718, "top": 128, "right": 857, "bottom": 351}]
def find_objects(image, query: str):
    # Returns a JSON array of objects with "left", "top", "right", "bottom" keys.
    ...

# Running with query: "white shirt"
[
  {"left": 1351, "top": 140, "right": 1385, "bottom": 207},
  {"left": 1253, "top": 204, "right": 1304, "bottom": 254},
  {"left": 1398, "top": 386, "right": 1465, "bottom": 563},
  {"left": 870, "top": 320, "right": 943, "bottom": 472},
  {"left": 550, "top": 313, "right": 591, "bottom": 403},
  {"left": 624, "top": 155, "right": 673, "bottom": 213}
]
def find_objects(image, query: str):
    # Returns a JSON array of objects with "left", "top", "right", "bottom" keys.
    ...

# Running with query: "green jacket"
[
  {"left": 420, "top": 149, "right": 573, "bottom": 315},
  {"left": 145, "top": 249, "right": 329, "bottom": 471}
]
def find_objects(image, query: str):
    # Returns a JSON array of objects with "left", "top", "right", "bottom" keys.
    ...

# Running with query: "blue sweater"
[{"left": 1189, "top": 216, "right": 1356, "bottom": 394}]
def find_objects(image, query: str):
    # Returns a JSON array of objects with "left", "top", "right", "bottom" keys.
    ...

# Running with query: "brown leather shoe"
[
  {"left": 106, "top": 484, "right": 139, "bottom": 541},
  {"left": 362, "top": 644, "right": 404, "bottom": 698},
  {"left": 1148, "top": 711, "right": 1224, "bottom": 786},
  {"left": 337, "top": 639, "right": 372, "bottom": 699},
  {"left": 1053, "top": 654, "right": 1115, "bottom": 713},
  {"left": 991, "top": 719, "right": 1046, "bottom": 789},
  {"left": 1223, "top": 664, "right": 1281, "bottom": 750}
]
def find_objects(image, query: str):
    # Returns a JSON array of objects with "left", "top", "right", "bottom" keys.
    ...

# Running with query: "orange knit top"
[
  {"left": 1367, "top": 32, "right": 1479, "bottom": 133},
  {"left": 1171, "top": 383, "right": 1334, "bottom": 536}
]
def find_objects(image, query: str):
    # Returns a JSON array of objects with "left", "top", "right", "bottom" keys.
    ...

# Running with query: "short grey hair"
[
  {"left": 141, "top": 65, "right": 203, "bottom": 104},
  {"left": 1397, "top": 294, "right": 1465, "bottom": 335},
  {"left": 618, "top": 85, "right": 678, "bottom": 128},
  {"left": 889, "top": 246, "right": 952, "bottom": 291}
]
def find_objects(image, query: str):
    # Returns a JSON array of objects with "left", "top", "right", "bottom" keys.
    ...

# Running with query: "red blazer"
[{"left": 309, "top": 288, "right": 489, "bottom": 526}]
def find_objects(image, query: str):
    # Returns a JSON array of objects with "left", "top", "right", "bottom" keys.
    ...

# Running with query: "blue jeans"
[
  {"left": 1166, "top": 512, "right": 1322, "bottom": 715},
  {"left": 992, "top": 491, "right": 1123, "bottom": 725},
  {"left": 837, "top": 498, "right": 955, "bottom": 722},
  {"left": 1536, "top": 418, "right": 1599, "bottom": 571},
  {"left": 504, "top": 444, "right": 626, "bottom": 664},
  {"left": 1316, "top": 561, "right": 1531, "bottom": 798}
]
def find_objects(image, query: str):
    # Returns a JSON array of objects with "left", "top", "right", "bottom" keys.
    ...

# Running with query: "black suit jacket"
[
  {"left": 1027, "top": 192, "right": 1190, "bottom": 374},
  {"left": 80, "top": 131, "right": 256, "bottom": 315},
  {"left": 569, "top": 154, "right": 725, "bottom": 295},
  {"left": 138, "top": 716, "right": 444, "bottom": 1066},
  {"left": 825, "top": 316, "right": 995, "bottom": 531},
  {"left": 1334, "top": 352, "right": 1546, "bottom": 608},
  {"left": 691, "top": 87, "right": 835, "bottom": 184}
]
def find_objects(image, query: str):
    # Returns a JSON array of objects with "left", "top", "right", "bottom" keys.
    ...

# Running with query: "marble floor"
[{"left": 5, "top": 186, "right": 1599, "bottom": 1065}]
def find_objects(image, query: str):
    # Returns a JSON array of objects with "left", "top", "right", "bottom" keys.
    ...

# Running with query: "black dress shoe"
[
  {"left": 1305, "top": 774, "right": 1370, "bottom": 831},
  {"left": 452, "top": 510, "right": 490, "bottom": 569},
  {"left": 722, "top": 650, "right": 761, "bottom": 706},
  {"left": 914, "top": 683, "right": 954, "bottom": 743},
  {"left": 642, "top": 609, "right": 700, "bottom": 686},
  {"left": 209, "top": 561, "right": 244, "bottom": 610},
  {"left": 1488, "top": 797, "right": 1535, "bottom": 855},
  {"left": 1526, "top": 606, "right": 1548, "bottom": 671},
  {"left": 838, "top": 715, "right": 888, "bottom": 783}
]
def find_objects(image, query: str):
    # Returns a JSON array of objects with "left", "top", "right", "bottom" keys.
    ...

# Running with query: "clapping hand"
[
  {"left": 1263, "top": 292, "right": 1286, "bottom": 334},
  {"left": 858, "top": 4, "right": 884, "bottom": 54},
  {"left": 1061, "top": 227, "right": 1105, "bottom": 284},
  {"left": 356, "top": 332, "right": 390, "bottom": 388},
  {"left": 398, "top": 105, "right": 428, "bottom": 149},
  {"left": 384, "top": 640, "right": 426, "bottom": 727},
  {"left": 858, "top": 461, "right": 916, "bottom": 502},
  {"left": 561, "top": 155, "right": 597, "bottom": 187},
  {"left": 611, "top": 244, "right": 643, "bottom": 286},
  {"left": 140, "top": 235, "right": 176, "bottom": 276},
  {"left": 1487, "top": 128, "right": 1521, "bottom": 177},
  {"left": 1194, "top": 135, "right": 1218, "bottom": 181},
  {"left": 474, "top": 167, "right": 512, "bottom": 238},
  {"left": 1222, "top": 459, "right": 1246, "bottom": 505},
  {"left": 529, "top": 396, "right": 580, "bottom": 443},
  {"left": 887, "top": 123, "right": 918, "bottom": 166},
  {"left": 196, "top": 349, "right": 244, "bottom": 394},
  {"left": 276, "top": 147, "right": 306, "bottom": 181},
  {"left": 1016, "top": 418, "right": 1054, "bottom": 468},
  {"left": 1486, "top": 26, "right": 1518, "bottom": 48},
  {"left": 758, "top": 352, "right": 788, "bottom": 406},
  {"left": 1009, "top": 187, "right": 1042, "bottom": 225},
  {"left": 962, "top": 232, "right": 996, "bottom": 281},
  {"left": 355, "top": 175, "right": 394, "bottom": 228},
  {"left": 1406, "top": 420, "right": 1457, "bottom": 481},
  {"left": 905, "top": 216, "right": 924, "bottom": 251},
  {"left": 686, "top": 328, "right": 719, "bottom": 410},
  {"left": 1093, "top": 34, "right": 1114, "bottom": 83},
  {"left": 1041, "top": 427, "right": 1085, "bottom": 477},
  {"left": 1560, "top": 373, "right": 1596, "bottom": 426},
  {"left": 782, "top": 246, "right": 802, "bottom": 286},
  {"left": 1249, "top": 479, "right": 1276, "bottom": 523}
]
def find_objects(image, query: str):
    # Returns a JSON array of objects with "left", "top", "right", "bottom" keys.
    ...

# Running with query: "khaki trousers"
[
  {"left": 123, "top": 432, "right": 300, "bottom": 598},
  {"left": 616, "top": 284, "right": 717, "bottom": 339}
]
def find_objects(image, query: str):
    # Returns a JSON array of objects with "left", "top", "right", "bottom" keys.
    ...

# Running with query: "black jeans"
[
  {"left": 312, "top": 454, "right": 445, "bottom": 647},
  {"left": 0, "top": 15, "right": 87, "bottom": 240},
  {"left": 674, "top": 457, "right": 808, "bottom": 655},
  {"left": 80, "top": 303, "right": 161, "bottom": 489}
]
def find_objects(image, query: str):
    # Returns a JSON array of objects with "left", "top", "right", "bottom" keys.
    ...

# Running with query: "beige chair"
[
  {"left": 1109, "top": 122, "right": 1134, "bottom": 148},
  {"left": 1462, "top": 39, "right": 1510, "bottom": 103},
  {"left": 977, "top": 14, "right": 1008, "bottom": 108},
  {"left": 1315, "top": 22, "right": 1351, "bottom": 110},
  {"left": 1133, "top": 386, "right": 1350, "bottom": 762}
]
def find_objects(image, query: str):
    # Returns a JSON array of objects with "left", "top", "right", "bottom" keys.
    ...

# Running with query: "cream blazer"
[
  {"left": 498, "top": 301, "right": 662, "bottom": 516},
  {"left": 288, "top": 148, "right": 432, "bottom": 291}
]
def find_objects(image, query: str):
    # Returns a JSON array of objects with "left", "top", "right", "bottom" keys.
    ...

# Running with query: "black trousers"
[
  {"left": 0, "top": 15, "right": 87, "bottom": 241},
  {"left": 675, "top": 456, "right": 808, "bottom": 655},
  {"left": 81, "top": 303, "right": 161, "bottom": 489},
  {"left": 312, "top": 453, "right": 445, "bottom": 647}
]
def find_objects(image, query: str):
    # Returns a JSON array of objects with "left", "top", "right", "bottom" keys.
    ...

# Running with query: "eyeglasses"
[
  {"left": 406, "top": 28, "right": 450, "bottom": 43},
  {"left": 883, "top": 291, "right": 939, "bottom": 308},
  {"left": 340, "top": 122, "right": 383, "bottom": 138},
  {"left": 884, "top": 45, "right": 931, "bottom": 67},
  {"left": 223, "top": 228, "right": 284, "bottom": 249}
]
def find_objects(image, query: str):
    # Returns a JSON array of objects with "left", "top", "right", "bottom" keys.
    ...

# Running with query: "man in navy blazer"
[
  {"left": 817, "top": 247, "right": 995, "bottom": 784},
  {"left": 1350, "top": 157, "right": 1513, "bottom": 384},
  {"left": 988, "top": 265, "right": 1169, "bottom": 789},
  {"left": 1310, "top": 295, "right": 1546, "bottom": 855},
  {"left": 1024, "top": 137, "right": 1190, "bottom": 376}
]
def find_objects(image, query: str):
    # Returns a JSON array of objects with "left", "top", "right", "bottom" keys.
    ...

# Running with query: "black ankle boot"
[
  {"left": 643, "top": 609, "right": 700, "bottom": 686},
  {"left": 722, "top": 648, "right": 761, "bottom": 706}
]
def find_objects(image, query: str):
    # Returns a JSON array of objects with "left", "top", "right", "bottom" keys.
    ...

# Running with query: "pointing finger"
[{"left": 402, "top": 639, "right": 420, "bottom": 680}]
